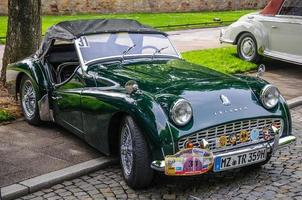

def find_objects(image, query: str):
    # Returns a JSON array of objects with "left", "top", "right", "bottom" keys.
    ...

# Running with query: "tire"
[
  {"left": 237, "top": 33, "right": 261, "bottom": 63},
  {"left": 119, "top": 116, "right": 154, "bottom": 189},
  {"left": 20, "top": 75, "right": 42, "bottom": 125}
]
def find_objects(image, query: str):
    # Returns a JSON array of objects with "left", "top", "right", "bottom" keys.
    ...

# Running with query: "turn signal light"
[{"left": 185, "top": 141, "right": 194, "bottom": 148}]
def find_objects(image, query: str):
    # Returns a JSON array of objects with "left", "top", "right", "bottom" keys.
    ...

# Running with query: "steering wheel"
[{"left": 141, "top": 46, "right": 159, "bottom": 52}]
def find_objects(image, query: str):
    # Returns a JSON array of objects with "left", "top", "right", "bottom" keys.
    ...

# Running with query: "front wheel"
[
  {"left": 237, "top": 33, "right": 261, "bottom": 63},
  {"left": 20, "top": 75, "right": 41, "bottom": 125},
  {"left": 119, "top": 116, "right": 154, "bottom": 189}
]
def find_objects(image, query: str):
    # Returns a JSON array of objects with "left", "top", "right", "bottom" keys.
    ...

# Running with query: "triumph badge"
[{"left": 220, "top": 94, "right": 231, "bottom": 106}]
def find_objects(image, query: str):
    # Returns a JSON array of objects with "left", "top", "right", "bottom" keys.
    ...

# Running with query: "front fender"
[
  {"left": 221, "top": 15, "right": 269, "bottom": 54},
  {"left": 234, "top": 74, "right": 292, "bottom": 137},
  {"left": 81, "top": 89, "right": 174, "bottom": 160},
  {"left": 130, "top": 92, "right": 176, "bottom": 159}
]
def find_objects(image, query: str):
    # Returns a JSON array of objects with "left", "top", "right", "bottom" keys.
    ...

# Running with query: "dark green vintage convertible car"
[{"left": 6, "top": 19, "right": 296, "bottom": 188}]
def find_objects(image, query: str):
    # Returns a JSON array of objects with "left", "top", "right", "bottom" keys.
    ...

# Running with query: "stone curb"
[
  {"left": 0, "top": 157, "right": 118, "bottom": 200},
  {"left": 288, "top": 96, "right": 302, "bottom": 109}
]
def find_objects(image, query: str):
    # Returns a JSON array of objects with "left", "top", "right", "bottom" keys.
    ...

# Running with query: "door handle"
[{"left": 271, "top": 26, "right": 278, "bottom": 29}]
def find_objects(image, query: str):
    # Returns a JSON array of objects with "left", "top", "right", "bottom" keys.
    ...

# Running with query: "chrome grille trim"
[{"left": 178, "top": 118, "right": 283, "bottom": 152}]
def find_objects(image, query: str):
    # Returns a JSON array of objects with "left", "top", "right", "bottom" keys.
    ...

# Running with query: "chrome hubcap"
[
  {"left": 120, "top": 124, "right": 133, "bottom": 176},
  {"left": 21, "top": 80, "right": 36, "bottom": 118},
  {"left": 241, "top": 37, "right": 256, "bottom": 60}
]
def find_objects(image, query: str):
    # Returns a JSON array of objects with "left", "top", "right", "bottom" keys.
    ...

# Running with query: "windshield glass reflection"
[{"left": 77, "top": 33, "right": 179, "bottom": 63}]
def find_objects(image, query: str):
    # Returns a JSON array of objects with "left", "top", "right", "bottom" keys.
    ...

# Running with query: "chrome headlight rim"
[
  {"left": 260, "top": 84, "right": 280, "bottom": 109},
  {"left": 170, "top": 99, "right": 193, "bottom": 126}
]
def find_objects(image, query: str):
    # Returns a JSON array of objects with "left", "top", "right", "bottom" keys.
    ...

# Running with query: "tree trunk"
[{"left": 1, "top": 0, "right": 41, "bottom": 85}]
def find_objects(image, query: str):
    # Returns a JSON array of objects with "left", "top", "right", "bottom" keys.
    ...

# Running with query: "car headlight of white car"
[
  {"left": 170, "top": 99, "right": 193, "bottom": 126},
  {"left": 260, "top": 85, "right": 280, "bottom": 109}
]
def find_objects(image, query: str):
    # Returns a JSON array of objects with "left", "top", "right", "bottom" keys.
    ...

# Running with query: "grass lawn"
[
  {"left": 182, "top": 47, "right": 257, "bottom": 74},
  {"left": 0, "top": 109, "right": 15, "bottom": 122},
  {"left": 0, "top": 10, "right": 255, "bottom": 40}
]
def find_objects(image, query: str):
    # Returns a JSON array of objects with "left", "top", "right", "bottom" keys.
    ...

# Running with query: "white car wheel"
[{"left": 237, "top": 33, "right": 261, "bottom": 63}]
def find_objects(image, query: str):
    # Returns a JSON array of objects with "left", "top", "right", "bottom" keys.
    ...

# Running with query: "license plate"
[{"left": 214, "top": 148, "right": 267, "bottom": 172}]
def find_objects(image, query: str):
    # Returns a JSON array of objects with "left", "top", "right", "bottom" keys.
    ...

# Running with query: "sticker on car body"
[{"left": 165, "top": 148, "right": 214, "bottom": 176}]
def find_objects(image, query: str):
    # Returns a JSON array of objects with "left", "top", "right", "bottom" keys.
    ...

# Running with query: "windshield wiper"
[
  {"left": 152, "top": 46, "right": 168, "bottom": 60},
  {"left": 121, "top": 44, "right": 137, "bottom": 65}
]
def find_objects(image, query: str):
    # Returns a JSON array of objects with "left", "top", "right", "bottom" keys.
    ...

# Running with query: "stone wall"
[
  {"left": 0, "top": 0, "right": 269, "bottom": 15},
  {"left": 0, "top": 0, "right": 7, "bottom": 14}
]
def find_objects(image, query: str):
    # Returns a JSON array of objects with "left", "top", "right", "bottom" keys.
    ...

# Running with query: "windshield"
[{"left": 76, "top": 33, "right": 179, "bottom": 63}]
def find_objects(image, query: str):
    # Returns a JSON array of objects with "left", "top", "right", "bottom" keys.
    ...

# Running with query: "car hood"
[
  {"left": 156, "top": 78, "right": 283, "bottom": 136},
  {"left": 91, "top": 59, "right": 282, "bottom": 134},
  {"left": 92, "top": 59, "right": 234, "bottom": 94}
]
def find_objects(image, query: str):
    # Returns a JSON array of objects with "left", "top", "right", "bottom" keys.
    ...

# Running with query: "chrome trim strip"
[
  {"left": 260, "top": 84, "right": 280, "bottom": 109},
  {"left": 85, "top": 54, "right": 181, "bottom": 66},
  {"left": 74, "top": 39, "right": 88, "bottom": 71},
  {"left": 220, "top": 38, "right": 234, "bottom": 44},
  {"left": 277, "top": 0, "right": 288, "bottom": 15},
  {"left": 177, "top": 118, "right": 283, "bottom": 153},
  {"left": 167, "top": 37, "right": 182, "bottom": 59},
  {"left": 151, "top": 135, "right": 296, "bottom": 172},
  {"left": 263, "top": 50, "right": 302, "bottom": 65},
  {"left": 277, "top": 135, "right": 296, "bottom": 149}
]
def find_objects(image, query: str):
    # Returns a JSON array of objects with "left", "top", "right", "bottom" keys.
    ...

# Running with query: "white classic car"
[{"left": 220, "top": 0, "right": 302, "bottom": 65}]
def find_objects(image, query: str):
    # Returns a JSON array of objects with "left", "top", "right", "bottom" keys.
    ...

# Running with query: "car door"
[
  {"left": 52, "top": 68, "right": 87, "bottom": 137},
  {"left": 262, "top": 0, "right": 302, "bottom": 60}
]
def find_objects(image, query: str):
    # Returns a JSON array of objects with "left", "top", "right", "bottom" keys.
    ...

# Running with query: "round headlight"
[
  {"left": 261, "top": 85, "right": 280, "bottom": 109},
  {"left": 170, "top": 99, "right": 192, "bottom": 126}
]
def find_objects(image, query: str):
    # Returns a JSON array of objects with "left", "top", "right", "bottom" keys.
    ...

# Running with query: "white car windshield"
[{"left": 76, "top": 33, "right": 179, "bottom": 63}]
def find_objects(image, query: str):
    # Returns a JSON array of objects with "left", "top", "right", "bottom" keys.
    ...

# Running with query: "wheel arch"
[
  {"left": 108, "top": 111, "right": 128, "bottom": 155},
  {"left": 107, "top": 110, "right": 165, "bottom": 160},
  {"left": 234, "top": 31, "right": 253, "bottom": 45},
  {"left": 230, "top": 20, "right": 268, "bottom": 54},
  {"left": 105, "top": 94, "right": 173, "bottom": 160}
]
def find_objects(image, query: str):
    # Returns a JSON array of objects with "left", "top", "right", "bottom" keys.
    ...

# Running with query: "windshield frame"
[{"left": 74, "top": 33, "right": 181, "bottom": 71}]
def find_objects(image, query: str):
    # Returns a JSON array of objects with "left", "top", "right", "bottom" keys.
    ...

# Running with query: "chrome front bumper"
[
  {"left": 219, "top": 28, "right": 234, "bottom": 44},
  {"left": 151, "top": 135, "right": 296, "bottom": 172}
]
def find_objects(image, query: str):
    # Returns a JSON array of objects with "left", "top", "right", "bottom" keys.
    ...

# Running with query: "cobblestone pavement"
[{"left": 17, "top": 106, "right": 302, "bottom": 200}]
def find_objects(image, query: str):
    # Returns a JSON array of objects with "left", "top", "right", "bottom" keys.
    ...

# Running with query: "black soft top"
[
  {"left": 37, "top": 19, "right": 166, "bottom": 57},
  {"left": 46, "top": 19, "right": 166, "bottom": 40}
]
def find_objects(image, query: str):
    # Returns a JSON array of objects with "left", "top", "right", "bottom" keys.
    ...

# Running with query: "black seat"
[{"left": 45, "top": 43, "right": 79, "bottom": 84}]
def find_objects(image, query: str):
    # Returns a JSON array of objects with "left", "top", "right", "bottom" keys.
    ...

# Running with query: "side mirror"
[{"left": 257, "top": 64, "right": 266, "bottom": 78}]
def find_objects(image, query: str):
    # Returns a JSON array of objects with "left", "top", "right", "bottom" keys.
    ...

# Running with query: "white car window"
[{"left": 279, "top": 0, "right": 302, "bottom": 16}]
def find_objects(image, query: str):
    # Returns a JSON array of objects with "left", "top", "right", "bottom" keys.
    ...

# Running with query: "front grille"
[{"left": 178, "top": 118, "right": 283, "bottom": 153}]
